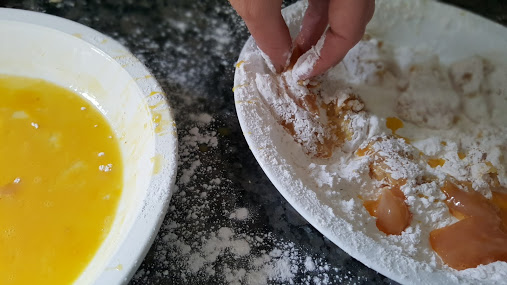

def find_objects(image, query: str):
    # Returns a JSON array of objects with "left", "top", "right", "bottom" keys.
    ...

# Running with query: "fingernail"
[
  {"left": 292, "top": 33, "right": 326, "bottom": 80},
  {"left": 292, "top": 48, "right": 319, "bottom": 80}
]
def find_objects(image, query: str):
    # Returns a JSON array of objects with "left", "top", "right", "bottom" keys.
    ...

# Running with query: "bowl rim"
[{"left": 0, "top": 8, "right": 178, "bottom": 285}]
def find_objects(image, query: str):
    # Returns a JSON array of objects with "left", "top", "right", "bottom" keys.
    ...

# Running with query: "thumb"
[{"left": 230, "top": 0, "right": 292, "bottom": 73}]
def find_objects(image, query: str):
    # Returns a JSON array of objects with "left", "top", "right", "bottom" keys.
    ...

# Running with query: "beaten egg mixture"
[{"left": 0, "top": 76, "right": 122, "bottom": 284}]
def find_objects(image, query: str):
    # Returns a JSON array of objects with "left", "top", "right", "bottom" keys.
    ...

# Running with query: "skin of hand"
[{"left": 229, "top": 0, "right": 375, "bottom": 79}]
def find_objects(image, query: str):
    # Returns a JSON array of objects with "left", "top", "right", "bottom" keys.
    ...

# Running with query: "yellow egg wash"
[{"left": 0, "top": 75, "right": 123, "bottom": 284}]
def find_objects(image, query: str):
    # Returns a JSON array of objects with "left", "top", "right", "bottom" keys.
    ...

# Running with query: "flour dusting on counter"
[
  {"left": 131, "top": 111, "right": 357, "bottom": 284},
  {"left": 123, "top": 1, "right": 384, "bottom": 282}
]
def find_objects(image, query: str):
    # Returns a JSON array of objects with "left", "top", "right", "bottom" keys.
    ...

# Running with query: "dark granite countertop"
[{"left": 1, "top": 0, "right": 506, "bottom": 284}]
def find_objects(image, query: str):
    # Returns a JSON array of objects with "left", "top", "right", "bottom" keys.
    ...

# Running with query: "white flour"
[
  {"left": 234, "top": 1, "right": 507, "bottom": 284},
  {"left": 122, "top": 1, "right": 379, "bottom": 282},
  {"left": 132, "top": 111, "right": 347, "bottom": 284},
  {"left": 229, "top": 207, "right": 249, "bottom": 220}
]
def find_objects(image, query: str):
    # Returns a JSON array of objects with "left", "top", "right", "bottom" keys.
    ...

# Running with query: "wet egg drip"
[
  {"left": 386, "top": 117, "right": 403, "bottom": 134},
  {"left": 385, "top": 116, "right": 410, "bottom": 143},
  {"left": 428, "top": 158, "right": 446, "bottom": 168}
]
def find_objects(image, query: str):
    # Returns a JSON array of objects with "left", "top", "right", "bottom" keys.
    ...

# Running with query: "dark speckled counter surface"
[{"left": 1, "top": 0, "right": 506, "bottom": 284}]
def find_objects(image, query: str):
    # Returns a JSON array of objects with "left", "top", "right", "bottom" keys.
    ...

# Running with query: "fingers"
[
  {"left": 288, "top": 0, "right": 329, "bottom": 68},
  {"left": 230, "top": 0, "right": 375, "bottom": 77},
  {"left": 299, "top": 0, "right": 375, "bottom": 79},
  {"left": 229, "top": 0, "right": 292, "bottom": 73},
  {"left": 295, "top": 0, "right": 330, "bottom": 54}
]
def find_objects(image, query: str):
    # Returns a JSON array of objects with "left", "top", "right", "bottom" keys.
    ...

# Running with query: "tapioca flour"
[{"left": 233, "top": 1, "right": 507, "bottom": 283}]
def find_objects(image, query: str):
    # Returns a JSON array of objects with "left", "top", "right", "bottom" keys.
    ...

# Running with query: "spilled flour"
[
  {"left": 234, "top": 1, "right": 507, "bottom": 284},
  {"left": 123, "top": 0, "right": 385, "bottom": 283},
  {"left": 131, "top": 111, "right": 358, "bottom": 285}
]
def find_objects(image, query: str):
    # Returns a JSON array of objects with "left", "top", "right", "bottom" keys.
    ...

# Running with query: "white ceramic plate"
[
  {"left": 0, "top": 8, "right": 178, "bottom": 285},
  {"left": 234, "top": 1, "right": 507, "bottom": 284}
]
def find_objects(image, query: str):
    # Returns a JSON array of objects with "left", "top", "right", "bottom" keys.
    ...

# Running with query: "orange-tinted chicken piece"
[
  {"left": 492, "top": 190, "right": 507, "bottom": 232},
  {"left": 359, "top": 137, "right": 414, "bottom": 235},
  {"left": 276, "top": 83, "right": 363, "bottom": 158},
  {"left": 364, "top": 186, "right": 412, "bottom": 235},
  {"left": 430, "top": 181, "right": 507, "bottom": 270},
  {"left": 430, "top": 216, "right": 507, "bottom": 270},
  {"left": 441, "top": 181, "right": 497, "bottom": 220}
]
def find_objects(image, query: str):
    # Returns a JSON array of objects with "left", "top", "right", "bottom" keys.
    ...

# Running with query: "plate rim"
[{"left": 234, "top": 1, "right": 507, "bottom": 284}]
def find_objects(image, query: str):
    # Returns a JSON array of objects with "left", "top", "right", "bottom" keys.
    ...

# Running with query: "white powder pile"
[
  {"left": 170, "top": 226, "right": 331, "bottom": 285},
  {"left": 229, "top": 207, "right": 249, "bottom": 220},
  {"left": 233, "top": 1, "right": 507, "bottom": 284}
]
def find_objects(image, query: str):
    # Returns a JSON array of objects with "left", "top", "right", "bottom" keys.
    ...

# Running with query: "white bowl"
[
  {"left": 0, "top": 8, "right": 178, "bottom": 285},
  {"left": 234, "top": 0, "right": 507, "bottom": 284}
]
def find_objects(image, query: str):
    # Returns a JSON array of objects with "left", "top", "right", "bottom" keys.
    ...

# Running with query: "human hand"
[{"left": 229, "top": 0, "right": 375, "bottom": 79}]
